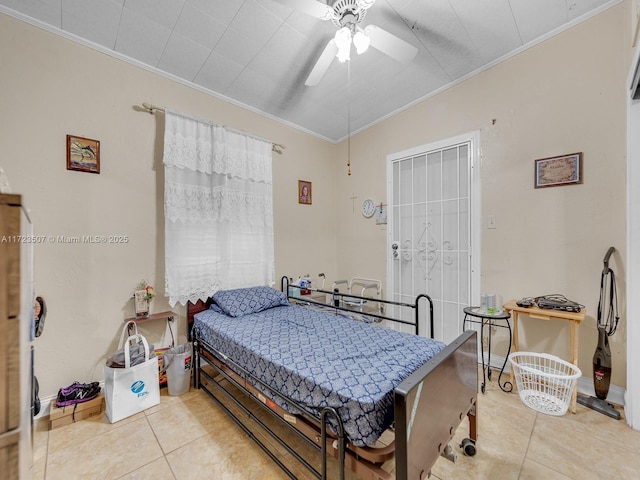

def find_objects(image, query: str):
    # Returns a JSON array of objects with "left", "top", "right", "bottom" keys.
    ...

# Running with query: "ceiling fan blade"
[
  {"left": 273, "top": 0, "right": 333, "bottom": 19},
  {"left": 364, "top": 25, "right": 418, "bottom": 64},
  {"left": 305, "top": 39, "right": 338, "bottom": 86}
]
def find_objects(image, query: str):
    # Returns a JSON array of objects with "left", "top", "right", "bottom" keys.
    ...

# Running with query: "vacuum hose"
[{"left": 593, "top": 247, "right": 619, "bottom": 400}]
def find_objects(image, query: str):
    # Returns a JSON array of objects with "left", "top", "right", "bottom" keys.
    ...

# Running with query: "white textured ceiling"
[{"left": 0, "top": 0, "right": 618, "bottom": 142}]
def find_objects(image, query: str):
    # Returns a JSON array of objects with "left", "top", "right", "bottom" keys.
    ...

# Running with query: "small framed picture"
[
  {"left": 134, "top": 290, "right": 149, "bottom": 318},
  {"left": 298, "top": 180, "right": 312, "bottom": 205},
  {"left": 67, "top": 135, "right": 100, "bottom": 174},
  {"left": 534, "top": 152, "right": 582, "bottom": 188}
]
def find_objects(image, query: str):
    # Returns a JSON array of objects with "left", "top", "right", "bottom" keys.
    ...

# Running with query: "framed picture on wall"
[
  {"left": 298, "top": 180, "right": 312, "bottom": 205},
  {"left": 534, "top": 152, "right": 582, "bottom": 188},
  {"left": 67, "top": 135, "right": 100, "bottom": 174},
  {"left": 134, "top": 289, "right": 150, "bottom": 318}
]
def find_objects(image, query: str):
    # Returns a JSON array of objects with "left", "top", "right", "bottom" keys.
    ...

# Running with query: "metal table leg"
[{"left": 497, "top": 318, "right": 513, "bottom": 393}]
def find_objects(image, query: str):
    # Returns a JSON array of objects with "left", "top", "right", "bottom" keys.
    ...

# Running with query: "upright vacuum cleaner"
[{"left": 576, "top": 247, "right": 621, "bottom": 419}]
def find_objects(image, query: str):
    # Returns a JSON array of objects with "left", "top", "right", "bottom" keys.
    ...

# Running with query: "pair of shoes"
[{"left": 56, "top": 381, "right": 100, "bottom": 407}]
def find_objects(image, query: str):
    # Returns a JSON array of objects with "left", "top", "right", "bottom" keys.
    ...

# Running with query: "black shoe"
[{"left": 56, "top": 381, "right": 100, "bottom": 407}]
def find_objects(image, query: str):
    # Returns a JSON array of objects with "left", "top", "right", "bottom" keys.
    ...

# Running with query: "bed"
[{"left": 188, "top": 280, "right": 478, "bottom": 480}]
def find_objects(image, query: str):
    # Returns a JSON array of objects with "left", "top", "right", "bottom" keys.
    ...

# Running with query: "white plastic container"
[{"left": 163, "top": 343, "right": 192, "bottom": 396}]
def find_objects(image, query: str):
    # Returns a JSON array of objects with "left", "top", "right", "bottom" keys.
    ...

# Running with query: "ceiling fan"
[{"left": 278, "top": 0, "right": 418, "bottom": 86}]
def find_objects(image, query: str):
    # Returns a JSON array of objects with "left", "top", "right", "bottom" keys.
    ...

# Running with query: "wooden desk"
[{"left": 503, "top": 299, "right": 585, "bottom": 413}]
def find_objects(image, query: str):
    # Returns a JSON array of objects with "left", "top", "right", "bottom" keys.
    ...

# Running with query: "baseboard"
[
  {"left": 482, "top": 353, "right": 626, "bottom": 406},
  {"left": 33, "top": 395, "right": 57, "bottom": 421},
  {"left": 34, "top": 392, "right": 56, "bottom": 420}
]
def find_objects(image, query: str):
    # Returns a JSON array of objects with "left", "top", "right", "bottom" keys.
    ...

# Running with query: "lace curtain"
[{"left": 163, "top": 109, "right": 274, "bottom": 306}]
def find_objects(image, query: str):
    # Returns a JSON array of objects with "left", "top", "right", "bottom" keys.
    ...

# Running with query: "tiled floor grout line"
[
  {"left": 145, "top": 401, "right": 180, "bottom": 479},
  {"left": 41, "top": 420, "right": 50, "bottom": 480},
  {"left": 517, "top": 411, "right": 538, "bottom": 479},
  {"left": 112, "top": 413, "right": 176, "bottom": 480}
]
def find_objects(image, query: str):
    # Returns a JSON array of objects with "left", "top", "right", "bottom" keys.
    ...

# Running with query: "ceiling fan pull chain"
[{"left": 347, "top": 60, "right": 351, "bottom": 176}]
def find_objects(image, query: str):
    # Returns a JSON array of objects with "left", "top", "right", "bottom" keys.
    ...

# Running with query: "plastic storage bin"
[{"left": 509, "top": 351, "right": 581, "bottom": 416}]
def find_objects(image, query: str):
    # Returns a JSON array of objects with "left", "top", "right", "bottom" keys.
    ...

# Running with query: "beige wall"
[
  {"left": 0, "top": 13, "right": 338, "bottom": 398},
  {"left": 337, "top": 4, "right": 629, "bottom": 387},
  {"left": 0, "top": 1, "right": 631, "bottom": 399}
]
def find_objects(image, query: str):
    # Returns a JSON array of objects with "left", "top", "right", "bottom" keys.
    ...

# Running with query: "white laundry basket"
[{"left": 509, "top": 352, "right": 581, "bottom": 416}]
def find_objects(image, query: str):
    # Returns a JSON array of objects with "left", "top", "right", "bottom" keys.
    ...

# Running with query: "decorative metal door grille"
[{"left": 388, "top": 135, "right": 478, "bottom": 343}]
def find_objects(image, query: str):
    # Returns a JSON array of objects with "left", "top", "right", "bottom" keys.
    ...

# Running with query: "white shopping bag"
[{"left": 104, "top": 328, "right": 160, "bottom": 423}]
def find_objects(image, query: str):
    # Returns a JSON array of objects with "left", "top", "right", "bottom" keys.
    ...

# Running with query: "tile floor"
[{"left": 32, "top": 372, "right": 640, "bottom": 480}]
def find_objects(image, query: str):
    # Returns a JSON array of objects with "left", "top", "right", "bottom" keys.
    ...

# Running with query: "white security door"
[{"left": 387, "top": 133, "right": 480, "bottom": 343}]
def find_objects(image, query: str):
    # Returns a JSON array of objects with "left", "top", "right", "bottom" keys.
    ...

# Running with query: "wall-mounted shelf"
[
  {"left": 124, "top": 310, "right": 176, "bottom": 348},
  {"left": 125, "top": 311, "right": 175, "bottom": 326}
]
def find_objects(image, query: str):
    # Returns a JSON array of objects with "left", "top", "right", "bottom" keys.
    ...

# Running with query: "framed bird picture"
[{"left": 67, "top": 135, "right": 100, "bottom": 174}]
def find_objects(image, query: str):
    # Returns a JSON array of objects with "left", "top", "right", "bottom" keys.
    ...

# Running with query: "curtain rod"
[{"left": 140, "top": 103, "right": 285, "bottom": 155}]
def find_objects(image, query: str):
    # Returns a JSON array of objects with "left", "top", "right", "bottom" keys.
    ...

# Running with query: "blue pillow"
[
  {"left": 212, "top": 286, "right": 289, "bottom": 317},
  {"left": 209, "top": 303, "right": 224, "bottom": 314}
]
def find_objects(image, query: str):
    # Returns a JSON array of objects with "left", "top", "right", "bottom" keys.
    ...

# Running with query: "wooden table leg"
[
  {"left": 569, "top": 320, "right": 578, "bottom": 413},
  {"left": 510, "top": 311, "right": 519, "bottom": 389}
]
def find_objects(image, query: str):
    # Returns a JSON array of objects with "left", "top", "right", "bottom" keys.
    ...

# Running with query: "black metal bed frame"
[
  {"left": 280, "top": 276, "right": 434, "bottom": 338},
  {"left": 191, "top": 280, "right": 476, "bottom": 480}
]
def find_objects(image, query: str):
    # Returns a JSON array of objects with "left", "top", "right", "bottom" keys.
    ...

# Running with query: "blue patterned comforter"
[{"left": 194, "top": 304, "right": 445, "bottom": 447}]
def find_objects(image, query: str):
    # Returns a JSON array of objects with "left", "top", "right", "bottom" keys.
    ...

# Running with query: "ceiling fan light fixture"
[
  {"left": 304, "top": 0, "right": 417, "bottom": 86},
  {"left": 336, "top": 46, "right": 351, "bottom": 62},
  {"left": 335, "top": 26, "right": 352, "bottom": 62},
  {"left": 353, "top": 29, "right": 370, "bottom": 55}
]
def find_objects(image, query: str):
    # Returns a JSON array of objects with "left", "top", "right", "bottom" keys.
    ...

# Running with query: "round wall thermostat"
[{"left": 361, "top": 198, "right": 376, "bottom": 218}]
